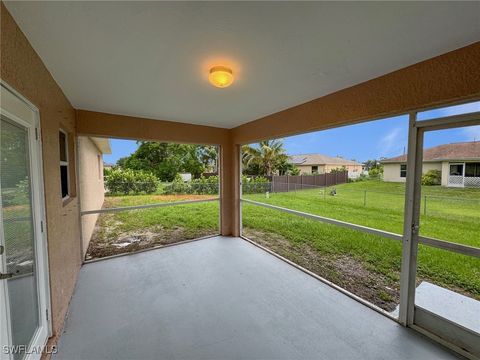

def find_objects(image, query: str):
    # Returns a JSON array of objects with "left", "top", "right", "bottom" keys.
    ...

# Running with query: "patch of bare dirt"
[
  {"left": 243, "top": 228, "right": 400, "bottom": 311},
  {"left": 85, "top": 217, "right": 215, "bottom": 260}
]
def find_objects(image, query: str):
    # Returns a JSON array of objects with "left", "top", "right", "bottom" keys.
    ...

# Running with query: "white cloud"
[
  {"left": 378, "top": 127, "right": 405, "bottom": 157},
  {"left": 463, "top": 125, "right": 480, "bottom": 141}
]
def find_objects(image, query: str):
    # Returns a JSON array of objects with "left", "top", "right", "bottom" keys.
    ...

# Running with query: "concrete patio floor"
[{"left": 53, "top": 236, "right": 459, "bottom": 359}]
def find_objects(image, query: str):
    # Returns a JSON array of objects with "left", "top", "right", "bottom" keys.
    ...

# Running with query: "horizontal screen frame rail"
[
  {"left": 241, "top": 198, "right": 479, "bottom": 258},
  {"left": 81, "top": 198, "right": 219, "bottom": 215},
  {"left": 241, "top": 198, "right": 402, "bottom": 241}
]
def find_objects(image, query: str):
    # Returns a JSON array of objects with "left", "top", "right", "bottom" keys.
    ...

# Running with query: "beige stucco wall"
[
  {"left": 324, "top": 164, "right": 363, "bottom": 174},
  {"left": 297, "top": 165, "right": 325, "bottom": 174},
  {"left": 1, "top": 2, "right": 81, "bottom": 345},
  {"left": 423, "top": 162, "right": 443, "bottom": 173},
  {"left": 441, "top": 161, "right": 450, "bottom": 186},
  {"left": 383, "top": 162, "right": 442, "bottom": 183},
  {"left": 296, "top": 164, "right": 362, "bottom": 175},
  {"left": 78, "top": 137, "right": 105, "bottom": 257},
  {"left": 383, "top": 163, "right": 405, "bottom": 182}
]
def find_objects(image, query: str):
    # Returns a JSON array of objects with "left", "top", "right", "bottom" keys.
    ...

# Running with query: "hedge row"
[
  {"left": 105, "top": 168, "right": 158, "bottom": 195},
  {"left": 104, "top": 169, "right": 272, "bottom": 196},
  {"left": 163, "top": 175, "right": 271, "bottom": 195}
]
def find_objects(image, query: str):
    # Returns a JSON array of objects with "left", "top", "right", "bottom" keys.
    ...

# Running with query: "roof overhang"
[{"left": 90, "top": 137, "right": 112, "bottom": 154}]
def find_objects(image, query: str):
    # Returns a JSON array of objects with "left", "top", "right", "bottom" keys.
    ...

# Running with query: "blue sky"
[{"left": 104, "top": 101, "right": 480, "bottom": 164}]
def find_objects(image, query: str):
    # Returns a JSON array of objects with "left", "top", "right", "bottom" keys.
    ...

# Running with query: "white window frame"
[
  {"left": 59, "top": 129, "right": 70, "bottom": 202},
  {"left": 97, "top": 154, "right": 102, "bottom": 180}
]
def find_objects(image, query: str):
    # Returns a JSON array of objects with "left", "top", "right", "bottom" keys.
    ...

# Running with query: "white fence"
[{"left": 464, "top": 177, "right": 480, "bottom": 187}]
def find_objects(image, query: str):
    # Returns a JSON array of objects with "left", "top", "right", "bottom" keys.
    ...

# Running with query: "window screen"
[
  {"left": 465, "top": 163, "right": 480, "bottom": 177},
  {"left": 449, "top": 164, "right": 463, "bottom": 176},
  {"left": 59, "top": 130, "right": 69, "bottom": 199}
]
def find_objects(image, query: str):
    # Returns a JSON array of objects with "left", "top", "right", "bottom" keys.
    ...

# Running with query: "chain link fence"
[{"left": 242, "top": 182, "right": 480, "bottom": 218}]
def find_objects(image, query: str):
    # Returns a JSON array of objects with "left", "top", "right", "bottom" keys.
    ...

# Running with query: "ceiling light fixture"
[{"left": 208, "top": 66, "right": 234, "bottom": 88}]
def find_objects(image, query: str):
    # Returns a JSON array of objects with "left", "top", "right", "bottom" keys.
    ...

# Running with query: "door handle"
[{"left": 0, "top": 272, "right": 13, "bottom": 280}]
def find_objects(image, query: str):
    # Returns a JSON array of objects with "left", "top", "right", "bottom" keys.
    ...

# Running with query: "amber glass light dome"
[{"left": 208, "top": 66, "right": 234, "bottom": 88}]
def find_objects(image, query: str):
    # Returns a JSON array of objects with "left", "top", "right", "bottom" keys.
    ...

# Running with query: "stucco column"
[{"left": 220, "top": 141, "right": 241, "bottom": 236}]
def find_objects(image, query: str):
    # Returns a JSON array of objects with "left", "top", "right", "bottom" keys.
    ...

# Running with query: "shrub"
[
  {"left": 163, "top": 175, "right": 219, "bottom": 195},
  {"left": 2, "top": 177, "right": 30, "bottom": 206},
  {"left": 368, "top": 167, "right": 382, "bottom": 179},
  {"left": 330, "top": 166, "right": 347, "bottom": 174},
  {"left": 134, "top": 171, "right": 159, "bottom": 193},
  {"left": 105, "top": 168, "right": 158, "bottom": 195},
  {"left": 191, "top": 175, "right": 219, "bottom": 195},
  {"left": 242, "top": 176, "right": 270, "bottom": 194},
  {"left": 289, "top": 167, "right": 301, "bottom": 176},
  {"left": 422, "top": 170, "right": 441, "bottom": 186},
  {"left": 12, "top": 177, "right": 30, "bottom": 204},
  {"left": 103, "top": 166, "right": 113, "bottom": 179},
  {"left": 163, "top": 175, "right": 270, "bottom": 195}
]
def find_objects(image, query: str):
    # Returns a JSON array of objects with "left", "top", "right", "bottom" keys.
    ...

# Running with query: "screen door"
[{"left": 1, "top": 84, "right": 50, "bottom": 360}]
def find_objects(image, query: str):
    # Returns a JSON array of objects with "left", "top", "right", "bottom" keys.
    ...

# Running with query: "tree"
[
  {"left": 242, "top": 140, "right": 288, "bottom": 176},
  {"left": 364, "top": 159, "right": 384, "bottom": 178},
  {"left": 197, "top": 146, "right": 218, "bottom": 173},
  {"left": 364, "top": 159, "right": 381, "bottom": 171},
  {"left": 117, "top": 142, "right": 214, "bottom": 181},
  {"left": 276, "top": 157, "right": 299, "bottom": 175}
]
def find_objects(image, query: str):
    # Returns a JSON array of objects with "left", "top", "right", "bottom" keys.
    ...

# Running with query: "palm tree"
[{"left": 242, "top": 139, "right": 287, "bottom": 176}]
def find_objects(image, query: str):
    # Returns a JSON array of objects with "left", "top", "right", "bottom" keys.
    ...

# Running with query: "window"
[
  {"left": 97, "top": 154, "right": 102, "bottom": 180},
  {"left": 465, "top": 163, "right": 480, "bottom": 177},
  {"left": 449, "top": 164, "right": 463, "bottom": 176},
  {"left": 400, "top": 164, "right": 407, "bottom": 178},
  {"left": 311, "top": 166, "right": 318, "bottom": 174},
  {"left": 59, "top": 130, "right": 69, "bottom": 200}
]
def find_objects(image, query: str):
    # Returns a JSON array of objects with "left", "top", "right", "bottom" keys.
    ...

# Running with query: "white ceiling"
[{"left": 5, "top": 2, "right": 480, "bottom": 129}]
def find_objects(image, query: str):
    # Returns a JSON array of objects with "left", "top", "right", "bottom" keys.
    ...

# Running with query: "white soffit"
[
  {"left": 5, "top": 1, "right": 480, "bottom": 128},
  {"left": 90, "top": 137, "right": 112, "bottom": 155}
]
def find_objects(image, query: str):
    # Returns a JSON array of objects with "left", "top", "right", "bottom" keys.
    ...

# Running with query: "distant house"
[
  {"left": 382, "top": 141, "right": 480, "bottom": 187},
  {"left": 289, "top": 154, "right": 364, "bottom": 178},
  {"left": 103, "top": 162, "right": 115, "bottom": 170}
]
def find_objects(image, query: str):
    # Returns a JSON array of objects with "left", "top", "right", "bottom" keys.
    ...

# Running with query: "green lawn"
[{"left": 242, "top": 180, "right": 480, "bottom": 309}]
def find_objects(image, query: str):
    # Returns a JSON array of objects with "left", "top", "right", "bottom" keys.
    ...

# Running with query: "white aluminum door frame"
[
  {"left": 398, "top": 110, "right": 480, "bottom": 327},
  {"left": 0, "top": 82, "right": 52, "bottom": 360},
  {"left": 448, "top": 162, "right": 465, "bottom": 187},
  {"left": 0, "top": 153, "right": 13, "bottom": 360}
]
